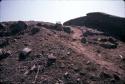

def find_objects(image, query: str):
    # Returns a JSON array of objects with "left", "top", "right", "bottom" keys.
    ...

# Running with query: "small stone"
[
  {"left": 59, "top": 62, "right": 65, "bottom": 68},
  {"left": 64, "top": 72, "right": 70, "bottom": 79},
  {"left": 86, "top": 61, "right": 91, "bottom": 65},
  {"left": 67, "top": 51, "right": 70, "bottom": 55},
  {"left": 19, "top": 47, "right": 32, "bottom": 61},
  {"left": 97, "top": 38, "right": 107, "bottom": 42},
  {"left": 47, "top": 53, "right": 56, "bottom": 66},
  {"left": 79, "top": 69, "right": 87, "bottom": 76},
  {"left": 55, "top": 79, "right": 64, "bottom": 84},
  {"left": 0, "top": 49, "right": 10, "bottom": 60},
  {"left": 100, "top": 42, "right": 117, "bottom": 49},
  {"left": 24, "top": 64, "right": 37, "bottom": 75},
  {"left": 119, "top": 55, "right": 125, "bottom": 63},
  {"left": 99, "top": 72, "right": 112, "bottom": 79},
  {"left": 0, "top": 38, "right": 9, "bottom": 47},
  {"left": 72, "top": 65, "right": 81, "bottom": 72},
  {"left": 81, "top": 38, "right": 88, "bottom": 44},
  {"left": 108, "top": 38, "right": 117, "bottom": 44}
]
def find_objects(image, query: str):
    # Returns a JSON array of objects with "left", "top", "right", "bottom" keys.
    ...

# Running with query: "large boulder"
[
  {"left": 63, "top": 26, "right": 72, "bottom": 33},
  {"left": 30, "top": 27, "right": 40, "bottom": 35},
  {"left": 55, "top": 22, "right": 63, "bottom": 31},
  {"left": 19, "top": 47, "right": 32, "bottom": 61},
  {"left": 10, "top": 21, "right": 27, "bottom": 35}
]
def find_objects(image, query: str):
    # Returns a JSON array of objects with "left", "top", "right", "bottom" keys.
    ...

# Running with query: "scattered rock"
[
  {"left": 0, "top": 49, "right": 11, "bottom": 60},
  {"left": 63, "top": 26, "right": 72, "bottom": 33},
  {"left": 19, "top": 47, "right": 32, "bottom": 61},
  {"left": 30, "top": 27, "right": 40, "bottom": 35},
  {"left": 47, "top": 53, "right": 57, "bottom": 66},
  {"left": 99, "top": 42, "right": 117, "bottom": 49}
]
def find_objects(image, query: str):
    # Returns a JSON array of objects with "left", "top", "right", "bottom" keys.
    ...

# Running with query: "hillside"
[
  {"left": 63, "top": 12, "right": 125, "bottom": 42},
  {"left": 0, "top": 20, "right": 125, "bottom": 84}
]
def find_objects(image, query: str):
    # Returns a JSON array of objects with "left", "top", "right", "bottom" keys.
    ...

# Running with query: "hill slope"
[
  {"left": 0, "top": 21, "right": 125, "bottom": 84},
  {"left": 63, "top": 12, "right": 125, "bottom": 42}
]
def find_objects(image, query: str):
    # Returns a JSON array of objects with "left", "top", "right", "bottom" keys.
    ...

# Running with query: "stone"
[
  {"left": 0, "top": 23, "right": 4, "bottom": 29},
  {"left": 63, "top": 26, "right": 72, "bottom": 33},
  {"left": 81, "top": 37, "right": 88, "bottom": 44},
  {"left": 108, "top": 38, "right": 117, "bottom": 44},
  {"left": 19, "top": 47, "right": 32, "bottom": 61},
  {"left": 55, "top": 22, "right": 63, "bottom": 31},
  {"left": 0, "top": 49, "right": 11, "bottom": 60},
  {"left": 113, "top": 74, "right": 120, "bottom": 81},
  {"left": 99, "top": 72, "right": 112, "bottom": 79},
  {"left": 47, "top": 53, "right": 57, "bottom": 66},
  {"left": 31, "top": 27, "right": 40, "bottom": 35},
  {"left": 24, "top": 64, "right": 37, "bottom": 75},
  {"left": 0, "top": 38, "right": 9, "bottom": 47},
  {"left": 37, "top": 23, "right": 42, "bottom": 26},
  {"left": 100, "top": 42, "right": 117, "bottom": 49},
  {"left": 64, "top": 72, "right": 70, "bottom": 79},
  {"left": 72, "top": 65, "right": 81, "bottom": 72},
  {"left": 67, "top": 51, "right": 70, "bottom": 55},
  {"left": 55, "top": 79, "right": 64, "bottom": 84},
  {"left": 79, "top": 69, "right": 87, "bottom": 76},
  {"left": 97, "top": 38, "right": 107, "bottom": 42}
]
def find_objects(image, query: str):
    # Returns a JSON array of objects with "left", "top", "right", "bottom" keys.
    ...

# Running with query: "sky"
[{"left": 0, "top": 0, "right": 125, "bottom": 23}]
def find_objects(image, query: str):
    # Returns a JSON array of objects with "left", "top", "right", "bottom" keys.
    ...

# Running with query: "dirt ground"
[{"left": 0, "top": 21, "right": 125, "bottom": 84}]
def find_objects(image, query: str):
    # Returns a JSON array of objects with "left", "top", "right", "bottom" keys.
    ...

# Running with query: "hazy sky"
[{"left": 0, "top": 0, "right": 125, "bottom": 23}]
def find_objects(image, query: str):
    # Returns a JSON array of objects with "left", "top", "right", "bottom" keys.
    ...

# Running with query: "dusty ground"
[{"left": 0, "top": 21, "right": 125, "bottom": 84}]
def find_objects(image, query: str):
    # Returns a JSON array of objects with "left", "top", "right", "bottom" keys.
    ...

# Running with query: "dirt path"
[
  {"left": 63, "top": 27, "right": 125, "bottom": 75},
  {"left": 72, "top": 28, "right": 82, "bottom": 40}
]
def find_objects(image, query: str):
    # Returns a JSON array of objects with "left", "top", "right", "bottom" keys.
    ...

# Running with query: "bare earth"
[{"left": 0, "top": 21, "right": 125, "bottom": 84}]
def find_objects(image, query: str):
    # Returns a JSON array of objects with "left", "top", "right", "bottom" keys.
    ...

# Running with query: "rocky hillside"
[
  {"left": 63, "top": 12, "right": 125, "bottom": 42},
  {"left": 0, "top": 20, "right": 125, "bottom": 84}
]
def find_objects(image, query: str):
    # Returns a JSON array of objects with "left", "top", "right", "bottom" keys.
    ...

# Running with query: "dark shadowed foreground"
[{"left": 0, "top": 15, "right": 125, "bottom": 84}]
